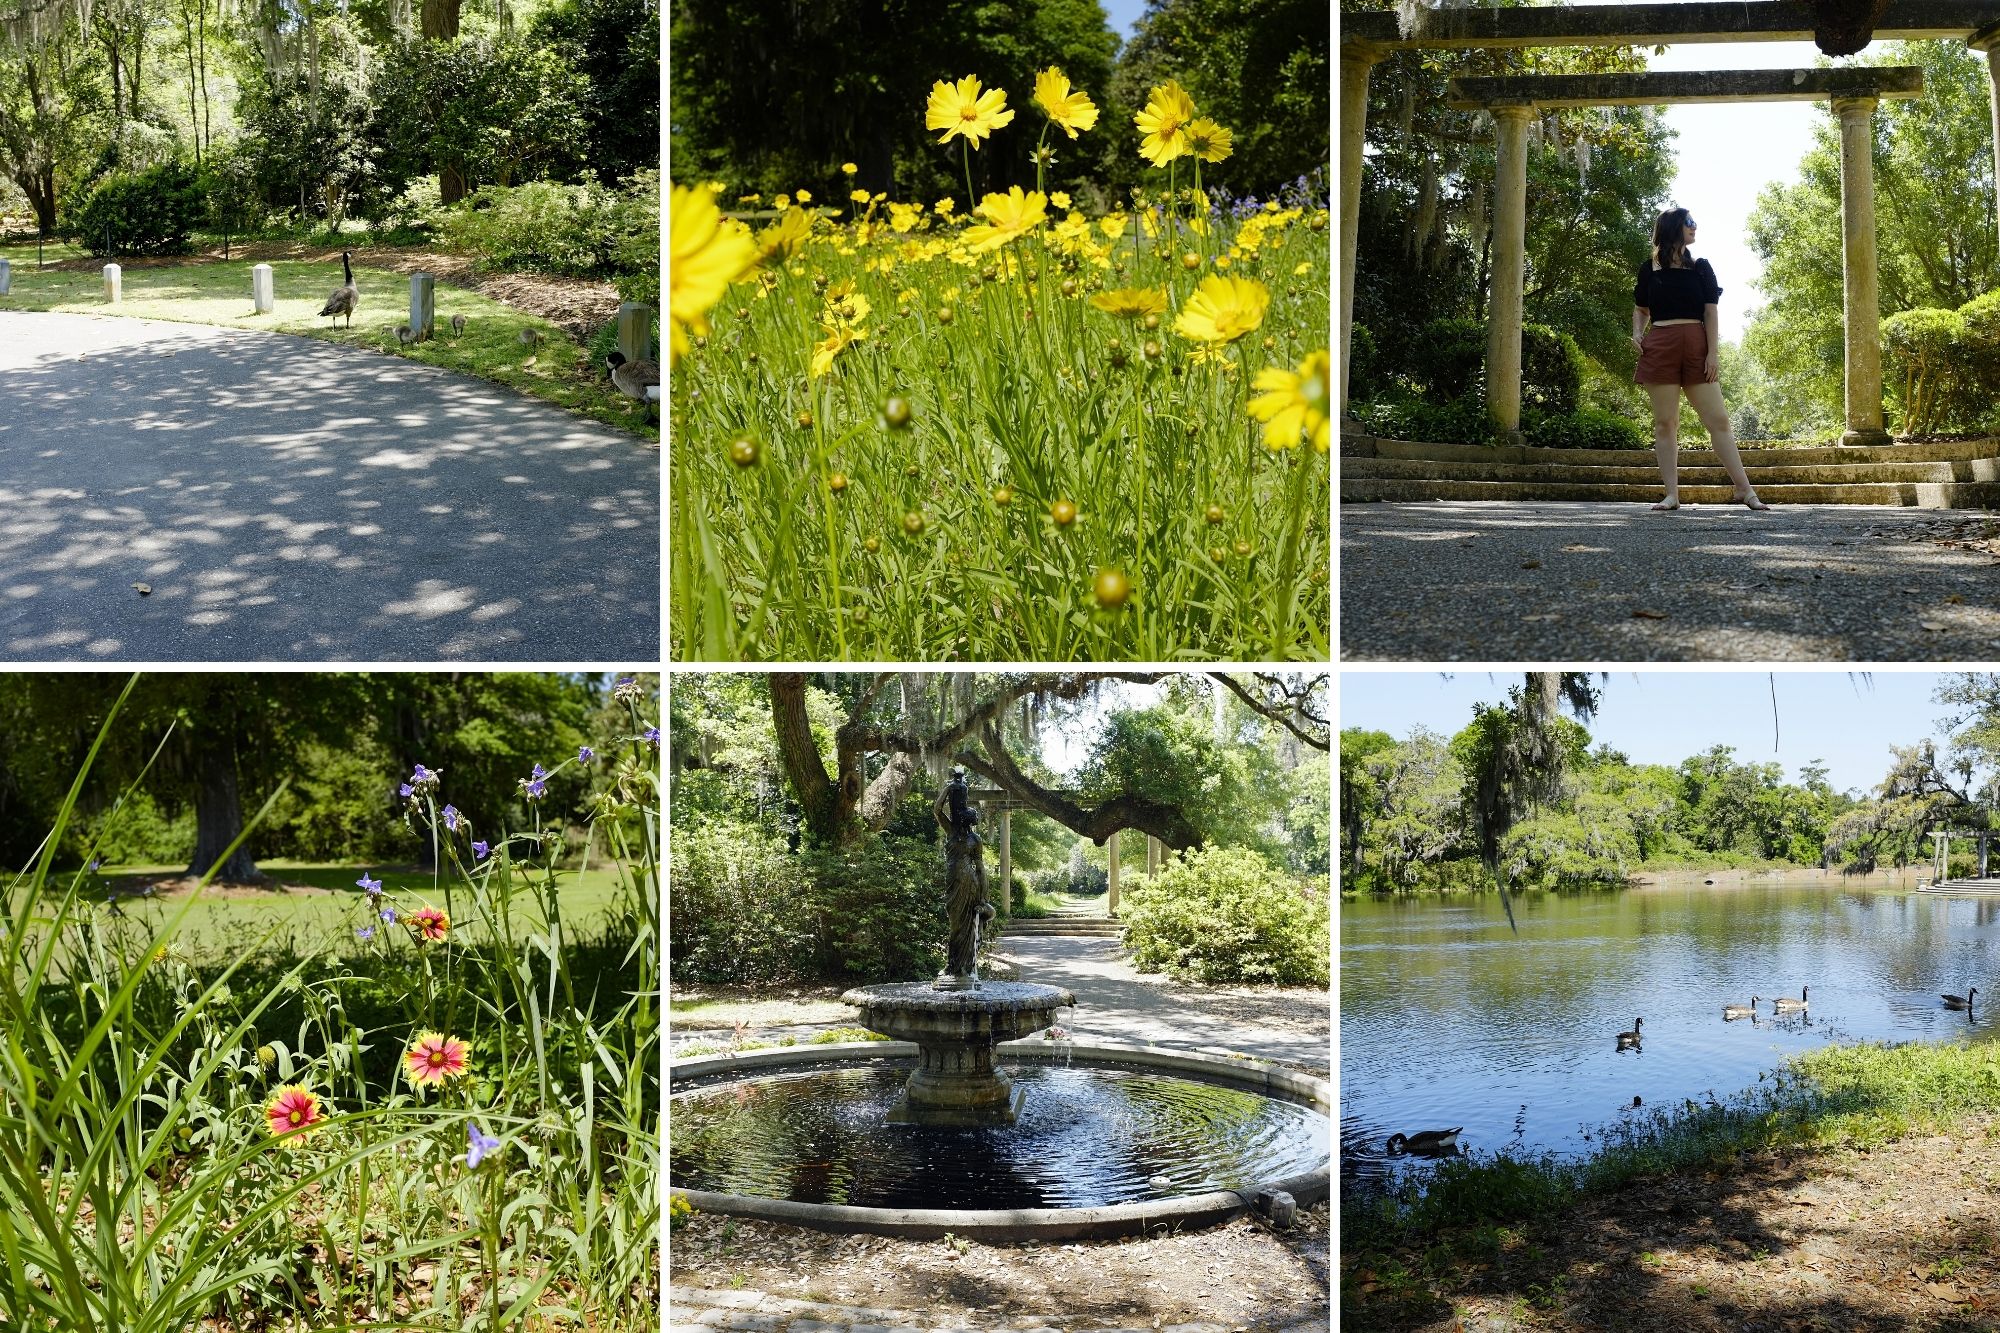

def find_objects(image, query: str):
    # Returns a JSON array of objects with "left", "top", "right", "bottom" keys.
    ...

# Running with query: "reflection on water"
[
  {"left": 1341, "top": 877, "right": 2000, "bottom": 1188},
  {"left": 670, "top": 1059, "right": 1329, "bottom": 1208}
]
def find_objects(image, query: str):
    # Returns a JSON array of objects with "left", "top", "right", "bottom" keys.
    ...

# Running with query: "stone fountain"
[{"left": 841, "top": 768, "right": 1073, "bottom": 1126}]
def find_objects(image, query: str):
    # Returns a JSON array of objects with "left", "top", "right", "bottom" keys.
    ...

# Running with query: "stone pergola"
[
  {"left": 969, "top": 787, "right": 1165, "bottom": 919},
  {"left": 1339, "top": 0, "right": 2000, "bottom": 444}
]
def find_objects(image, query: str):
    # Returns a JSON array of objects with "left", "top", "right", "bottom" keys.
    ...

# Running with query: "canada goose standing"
[
  {"left": 1723, "top": 997, "right": 1760, "bottom": 1020},
  {"left": 1385, "top": 1128, "right": 1462, "bottom": 1155},
  {"left": 1616, "top": 1017, "right": 1643, "bottom": 1049},
  {"left": 518, "top": 327, "right": 545, "bottom": 351},
  {"left": 1944, "top": 987, "right": 1978, "bottom": 1010},
  {"left": 395, "top": 324, "right": 415, "bottom": 346},
  {"left": 1772, "top": 987, "right": 1810, "bottom": 1011},
  {"left": 319, "top": 251, "right": 358, "bottom": 329},
  {"left": 607, "top": 350, "right": 660, "bottom": 403},
  {"left": 449, "top": 314, "right": 466, "bottom": 337}
]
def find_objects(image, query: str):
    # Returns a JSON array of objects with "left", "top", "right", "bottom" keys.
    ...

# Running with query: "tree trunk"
[
  {"left": 771, "top": 673, "right": 849, "bottom": 843},
  {"left": 420, "top": 0, "right": 461, "bottom": 40},
  {"left": 440, "top": 162, "right": 467, "bottom": 205},
  {"left": 186, "top": 740, "right": 261, "bottom": 881}
]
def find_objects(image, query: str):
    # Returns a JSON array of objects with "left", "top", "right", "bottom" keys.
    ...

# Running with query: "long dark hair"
[{"left": 1651, "top": 207, "right": 1693, "bottom": 270}]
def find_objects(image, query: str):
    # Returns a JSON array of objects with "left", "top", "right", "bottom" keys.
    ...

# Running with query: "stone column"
[
  {"left": 997, "top": 809, "right": 1012, "bottom": 919},
  {"left": 1971, "top": 25, "right": 2000, "bottom": 266},
  {"left": 1833, "top": 95, "right": 1892, "bottom": 446},
  {"left": 251, "top": 263, "right": 274, "bottom": 314},
  {"left": 1145, "top": 835, "right": 1161, "bottom": 876},
  {"left": 1106, "top": 829, "right": 1121, "bottom": 918},
  {"left": 617, "top": 302, "right": 655, "bottom": 364},
  {"left": 1338, "top": 40, "right": 1382, "bottom": 424},
  {"left": 1486, "top": 105, "right": 1534, "bottom": 446},
  {"left": 103, "top": 263, "right": 122, "bottom": 304},
  {"left": 410, "top": 271, "right": 436, "bottom": 342}
]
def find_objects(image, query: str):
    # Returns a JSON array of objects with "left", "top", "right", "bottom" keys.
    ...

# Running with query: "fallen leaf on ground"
[
  {"left": 1921, "top": 621, "right": 1947, "bottom": 631},
  {"left": 1633, "top": 609, "right": 1669, "bottom": 620},
  {"left": 133, "top": 583, "right": 151, "bottom": 595},
  {"left": 1520, "top": 559, "right": 1542, "bottom": 569}
]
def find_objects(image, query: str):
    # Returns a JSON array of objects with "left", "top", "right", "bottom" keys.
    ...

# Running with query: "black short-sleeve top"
[{"left": 1634, "top": 257, "right": 1721, "bottom": 322}]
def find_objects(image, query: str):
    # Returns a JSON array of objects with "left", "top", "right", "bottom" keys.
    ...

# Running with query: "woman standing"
[{"left": 1631, "top": 207, "right": 1768, "bottom": 511}]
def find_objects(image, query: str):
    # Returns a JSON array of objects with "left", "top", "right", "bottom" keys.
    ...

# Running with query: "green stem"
[
  {"left": 962, "top": 138, "right": 976, "bottom": 218},
  {"left": 1273, "top": 447, "right": 1315, "bottom": 656}
]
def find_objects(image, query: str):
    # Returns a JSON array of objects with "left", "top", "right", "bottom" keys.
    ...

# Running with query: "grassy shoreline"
[
  {"left": 1344, "top": 1038, "right": 2000, "bottom": 1326},
  {"left": 0, "top": 247, "right": 657, "bottom": 442}
]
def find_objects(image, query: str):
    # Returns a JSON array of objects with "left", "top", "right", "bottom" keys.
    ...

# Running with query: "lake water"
[{"left": 1340, "top": 873, "right": 2000, "bottom": 1188}]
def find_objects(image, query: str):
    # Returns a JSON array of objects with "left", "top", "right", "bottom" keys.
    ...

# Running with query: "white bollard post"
[
  {"left": 102, "top": 263, "right": 121, "bottom": 304},
  {"left": 616, "top": 301, "right": 654, "bottom": 363},
  {"left": 251, "top": 263, "right": 274, "bottom": 314},
  {"left": 410, "top": 271, "right": 435, "bottom": 342},
  {"left": 0, "top": 258, "right": 11, "bottom": 296}
]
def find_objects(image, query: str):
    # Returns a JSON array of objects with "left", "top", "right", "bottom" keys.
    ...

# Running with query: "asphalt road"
[
  {"left": 1342, "top": 500, "right": 2000, "bottom": 661},
  {"left": 0, "top": 310, "right": 658, "bottom": 661}
]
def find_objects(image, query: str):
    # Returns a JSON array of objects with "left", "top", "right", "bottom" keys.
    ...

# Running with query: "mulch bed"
[
  {"left": 1344, "top": 1116, "right": 2000, "bottom": 1331},
  {"left": 672, "top": 1203, "right": 1329, "bottom": 1330}
]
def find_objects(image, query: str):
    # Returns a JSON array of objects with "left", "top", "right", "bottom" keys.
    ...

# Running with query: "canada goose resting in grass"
[
  {"left": 518, "top": 327, "right": 545, "bottom": 350},
  {"left": 1944, "top": 987, "right": 1978, "bottom": 1011},
  {"left": 1386, "top": 1128, "right": 1462, "bottom": 1155},
  {"left": 319, "top": 250, "right": 358, "bottom": 329},
  {"left": 1616, "top": 1017, "right": 1643, "bottom": 1049},
  {"left": 607, "top": 350, "right": 660, "bottom": 403},
  {"left": 1772, "top": 987, "right": 1810, "bottom": 1011},
  {"left": 1723, "top": 997, "right": 1760, "bottom": 1020}
]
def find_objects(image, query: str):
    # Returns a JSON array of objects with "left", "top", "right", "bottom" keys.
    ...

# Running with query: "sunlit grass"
[{"left": 0, "top": 253, "right": 657, "bottom": 442}]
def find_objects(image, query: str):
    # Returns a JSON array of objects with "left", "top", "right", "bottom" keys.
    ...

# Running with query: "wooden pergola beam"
[
  {"left": 1446, "top": 65, "right": 1925, "bottom": 109},
  {"left": 1343, "top": 0, "right": 2000, "bottom": 51}
]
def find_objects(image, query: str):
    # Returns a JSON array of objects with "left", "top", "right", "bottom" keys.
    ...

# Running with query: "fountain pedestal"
[{"left": 842, "top": 981, "right": 1075, "bottom": 1126}]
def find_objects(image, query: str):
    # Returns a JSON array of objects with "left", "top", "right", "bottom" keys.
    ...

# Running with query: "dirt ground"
[
  {"left": 30, "top": 242, "right": 624, "bottom": 337},
  {"left": 672, "top": 1203, "right": 1329, "bottom": 1329},
  {"left": 1344, "top": 1116, "right": 2000, "bottom": 1332}
]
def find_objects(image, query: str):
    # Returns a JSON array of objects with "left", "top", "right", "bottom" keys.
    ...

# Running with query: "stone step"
[
  {"left": 1001, "top": 918, "right": 1123, "bottom": 936},
  {"left": 1341, "top": 477, "right": 2000, "bottom": 507},
  {"left": 1343, "top": 456, "right": 1999, "bottom": 485},
  {"left": 1359, "top": 435, "right": 2000, "bottom": 468}
]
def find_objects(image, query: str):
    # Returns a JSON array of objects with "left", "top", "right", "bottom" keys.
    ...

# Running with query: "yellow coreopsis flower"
[
  {"left": 841, "top": 162, "right": 859, "bottom": 175},
  {"left": 1174, "top": 274, "right": 1270, "bottom": 346},
  {"left": 795, "top": 188, "right": 813, "bottom": 203},
  {"left": 1051, "top": 190, "right": 1072, "bottom": 211},
  {"left": 1184, "top": 118, "right": 1233, "bottom": 163},
  {"left": 888, "top": 202, "right": 924, "bottom": 234},
  {"left": 962, "top": 186, "right": 1047, "bottom": 254},
  {"left": 1247, "top": 350, "right": 1332, "bottom": 451},
  {"left": 935, "top": 197, "right": 956, "bottom": 216},
  {"left": 774, "top": 193, "right": 791, "bottom": 209},
  {"left": 1089, "top": 286, "right": 1169, "bottom": 320},
  {"left": 1134, "top": 80, "right": 1197, "bottom": 167},
  {"left": 810, "top": 324, "right": 864, "bottom": 378},
  {"left": 926, "top": 75, "right": 1015, "bottom": 148},
  {"left": 1033, "top": 66, "right": 1099, "bottom": 139},
  {"left": 670, "top": 181, "right": 758, "bottom": 363},
  {"left": 1099, "top": 214, "right": 1128, "bottom": 239},
  {"left": 755, "top": 207, "right": 812, "bottom": 266}
]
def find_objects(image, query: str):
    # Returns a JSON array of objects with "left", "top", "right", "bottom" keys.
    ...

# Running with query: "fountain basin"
[
  {"left": 667, "top": 1040, "right": 1331, "bottom": 1240},
  {"left": 841, "top": 980, "right": 1074, "bottom": 1126}
]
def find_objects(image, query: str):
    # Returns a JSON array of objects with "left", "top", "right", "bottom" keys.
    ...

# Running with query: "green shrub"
[
  {"left": 64, "top": 160, "right": 207, "bottom": 256},
  {"left": 1521, "top": 323, "right": 1585, "bottom": 415},
  {"left": 1882, "top": 306, "right": 1975, "bottom": 435},
  {"left": 1522, "top": 405, "right": 1648, "bottom": 450},
  {"left": 1121, "top": 845, "right": 1328, "bottom": 986},
  {"left": 1348, "top": 322, "right": 1379, "bottom": 400},
  {"left": 439, "top": 171, "right": 656, "bottom": 288},
  {"left": 1406, "top": 317, "right": 1486, "bottom": 401},
  {"left": 799, "top": 833, "right": 946, "bottom": 981},
  {"left": 67, "top": 789, "right": 194, "bottom": 866},
  {"left": 1353, "top": 393, "right": 1491, "bottom": 445}
]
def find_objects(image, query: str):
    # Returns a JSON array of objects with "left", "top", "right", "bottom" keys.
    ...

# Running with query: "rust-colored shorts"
[{"left": 1635, "top": 322, "right": 1712, "bottom": 387}]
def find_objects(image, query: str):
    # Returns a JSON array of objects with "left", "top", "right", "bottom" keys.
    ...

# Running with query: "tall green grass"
[
  {"left": 0, "top": 675, "right": 659, "bottom": 1331},
  {"left": 670, "top": 197, "right": 1331, "bottom": 661}
]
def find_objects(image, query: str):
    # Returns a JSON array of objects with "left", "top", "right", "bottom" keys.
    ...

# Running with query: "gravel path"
[
  {"left": 0, "top": 310, "right": 657, "bottom": 661},
  {"left": 671, "top": 1284, "right": 1329, "bottom": 1331},
  {"left": 1340, "top": 501, "right": 2000, "bottom": 661}
]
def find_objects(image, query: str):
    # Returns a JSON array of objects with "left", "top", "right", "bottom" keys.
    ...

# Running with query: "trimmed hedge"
[
  {"left": 64, "top": 160, "right": 207, "bottom": 256},
  {"left": 1121, "top": 845, "right": 1329, "bottom": 987},
  {"left": 1881, "top": 289, "right": 2000, "bottom": 436},
  {"left": 1523, "top": 405, "right": 1648, "bottom": 450}
]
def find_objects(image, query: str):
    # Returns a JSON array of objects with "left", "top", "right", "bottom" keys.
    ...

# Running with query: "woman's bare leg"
[
  {"left": 1685, "top": 380, "right": 1767, "bottom": 509},
  {"left": 1645, "top": 383, "right": 1683, "bottom": 509}
]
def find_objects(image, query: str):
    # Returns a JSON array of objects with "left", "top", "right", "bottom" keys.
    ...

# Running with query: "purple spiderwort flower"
[
  {"left": 399, "top": 783, "right": 414, "bottom": 798},
  {"left": 88, "top": 858, "right": 102, "bottom": 872},
  {"left": 643, "top": 726, "right": 660, "bottom": 747},
  {"left": 356, "top": 926, "right": 375, "bottom": 941},
  {"left": 578, "top": 746, "right": 594, "bottom": 764},
  {"left": 520, "top": 763, "right": 548, "bottom": 801},
  {"left": 467, "top": 1122, "right": 501, "bottom": 1168},
  {"left": 442, "top": 805, "right": 461, "bottom": 832},
  {"left": 381, "top": 906, "right": 397, "bottom": 924},
  {"left": 472, "top": 841, "right": 490, "bottom": 861},
  {"left": 357, "top": 873, "right": 382, "bottom": 897}
]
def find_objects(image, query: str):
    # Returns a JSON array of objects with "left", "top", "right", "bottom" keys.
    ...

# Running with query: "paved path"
[
  {"left": 995, "top": 934, "right": 1329, "bottom": 1071},
  {"left": 0, "top": 311, "right": 657, "bottom": 660},
  {"left": 670, "top": 1285, "right": 1328, "bottom": 1332},
  {"left": 1341, "top": 501, "right": 2000, "bottom": 660}
]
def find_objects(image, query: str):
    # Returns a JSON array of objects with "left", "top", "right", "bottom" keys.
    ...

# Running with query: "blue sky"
[
  {"left": 1103, "top": 0, "right": 1148, "bottom": 40},
  {"left": 1340, "top": 671, "right": 1962, "bottom": 796}
]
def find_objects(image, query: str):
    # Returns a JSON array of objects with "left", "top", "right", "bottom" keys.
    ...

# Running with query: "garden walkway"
[
  {"left": 670, "top": 1284, "right": 1328, "bottom": 1332},
  {"left": 1341, "top": 501, "right": 2000, "bottom": 661},
  {"left": 0, "top": 311, "right": 657, "bottom": 660},
  {"left": 994, "top": 933, "right": 1329, "bottom": 1072}
]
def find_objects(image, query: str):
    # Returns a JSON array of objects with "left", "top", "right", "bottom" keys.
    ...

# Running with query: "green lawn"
[
  {"left": 0, "top": 247, "right": 657, "bottom": 442},
  {"left": 70, "top": 860, "right": 637, "bottom": 961}
]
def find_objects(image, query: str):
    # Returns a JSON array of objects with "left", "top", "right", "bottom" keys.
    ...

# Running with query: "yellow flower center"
[
  {"left": 960, "top": 105, "right": 980, "bottom": 122},
  {"left": 431, "top": 1051, "right": 447, "bottom": 1066},
  {"left": 289, "top": 1110, "right": 303, "bottom": 1125}
]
